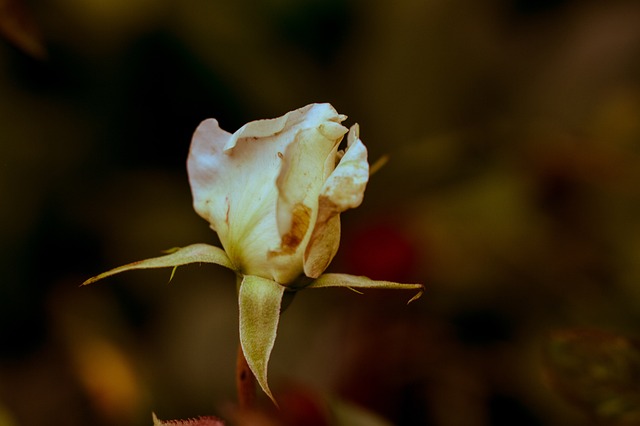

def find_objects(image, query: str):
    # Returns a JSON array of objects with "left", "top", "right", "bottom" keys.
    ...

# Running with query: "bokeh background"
[{"left": 2, "top": 0, "right": 640, "bottom": 425}]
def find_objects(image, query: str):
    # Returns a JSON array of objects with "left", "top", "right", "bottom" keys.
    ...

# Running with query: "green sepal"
[
  {"left": 238, "top": 275, "right": 285, "bottom": 405},
  {"left": 306, "top": 273, "right": 424, "bottom": 304},
  {"left": 82, "top": 243, "right": 233, "bottom": 286}
]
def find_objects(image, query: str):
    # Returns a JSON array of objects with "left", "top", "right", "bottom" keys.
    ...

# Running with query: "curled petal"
[
  {"left": 224, "top": 103, "right": 344, "bottom": 153},
  {"left": 224, "top": 104, "right": 347, "bottom": 152},
  {"left": 306, "top": 273, "right": 424, "bottom": 304},
  {"left": 224, "top": 114, "right": 289, "bottom": 152},
  {"left": 82, "top": 244, "right": 233, "bottom": 286},
  {"left": 304, "top": 125, "right": 369, "bottom": 278},
  {"left": 273, "top": 119, "right": 347, "bottom": 268},
  {"left": 238, "top": 275, "right": 285, "bottom": 404},
  {"left": 319, "top": 124, "right": 369, "bottom": 210}
]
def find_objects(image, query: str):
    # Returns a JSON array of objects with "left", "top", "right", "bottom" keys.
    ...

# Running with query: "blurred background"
[{"left": 2, "top": 0, "right": 640, "bottom": 424}]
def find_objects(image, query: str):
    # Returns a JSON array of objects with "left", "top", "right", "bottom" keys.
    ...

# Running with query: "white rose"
[
  {"left": 83, "top": 104, "right": 423, "bottom": 404},
  {"left": 187, "top": 103, "right": 369, "bottom": 285}
]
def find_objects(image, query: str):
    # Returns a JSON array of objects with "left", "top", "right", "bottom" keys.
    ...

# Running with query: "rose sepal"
[{"left": 81, "top": 244, "right": 233, "bottom": 286}]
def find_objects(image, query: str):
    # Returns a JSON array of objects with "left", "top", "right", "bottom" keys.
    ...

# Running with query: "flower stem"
[{"left": 236, "top": 342, "right": 256, "bottom": 408}]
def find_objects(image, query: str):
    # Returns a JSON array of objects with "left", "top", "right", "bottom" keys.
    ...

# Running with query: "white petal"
[
  {"left": 275, "top": 123, "right": 347, "bottom": 241},
  {"left": 318, "top": 124, "right": 369, "bottom": 211},
  {"left": 224, "top": 103, "right": 344, "bottom": 152},
  {"left": 188, "top": 104, "right": 347, "bottom": 283},
  {"left": 303, "top": 125, "right": 369, "bottom": 278}
]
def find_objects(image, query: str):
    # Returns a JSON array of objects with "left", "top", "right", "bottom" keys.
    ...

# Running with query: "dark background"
[{"left": 1, "top": 0, "right": 640, "bottom": 424}]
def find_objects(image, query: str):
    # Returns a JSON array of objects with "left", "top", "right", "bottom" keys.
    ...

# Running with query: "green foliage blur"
[{"left": 1, "top": 0, "right": 640, "bottom": 425}]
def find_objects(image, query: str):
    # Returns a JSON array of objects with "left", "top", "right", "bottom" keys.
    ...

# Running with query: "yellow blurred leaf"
[{"left": 69, "top": 336, "right": 144, "bottom": 422}]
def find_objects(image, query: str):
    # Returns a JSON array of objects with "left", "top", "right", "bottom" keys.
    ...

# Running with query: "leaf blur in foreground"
[{"left": 0, "top": 0, "right": 46, "bottom": 58}]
